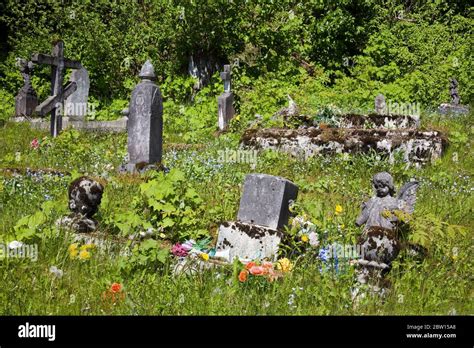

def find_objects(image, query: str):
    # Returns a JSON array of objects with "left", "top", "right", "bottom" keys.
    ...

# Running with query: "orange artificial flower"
[
  {"left": 245, "top": 262, "right": 256, "bottom": 270},
  {"left": 238, "top": 270, "right": 249, "bottom": 282}
]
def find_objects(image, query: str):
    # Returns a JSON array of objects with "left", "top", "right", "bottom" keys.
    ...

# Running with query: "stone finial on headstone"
[
  {"left": 375, "top": 93, "right": 386, "bottom": 114},
  {"left": 65, "top": 67, "right": 90, "bottom": 120},
  {"left": 217, "top": 65, "right": 235, "bottom": 131},
  {"left": 14, "top": 58, "right": 38, "bottom": 117},
  {"left": 124, "top": 60, "right": 163, "bottom": 172}
]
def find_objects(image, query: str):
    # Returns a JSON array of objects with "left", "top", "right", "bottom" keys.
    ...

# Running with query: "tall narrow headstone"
[
  {"left": 217, "top": 65, "right": 235, "bottom": 131},
  {"left": 14, "top": 59, "right": 38, "bottom": 118},
  {"left": 125, "top": 60, "right": 163, "bottom": 172},
  {"left": 64, "top": 67, "right": 90, "bottom": 120}
]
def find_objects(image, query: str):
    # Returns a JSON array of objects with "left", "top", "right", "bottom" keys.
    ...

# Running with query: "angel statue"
[
  {"left": 353, "top": 172, "right": 419, "bottom": 291},
  {"left": 356, "top": 172, "right": 419, "bottom": 233}
]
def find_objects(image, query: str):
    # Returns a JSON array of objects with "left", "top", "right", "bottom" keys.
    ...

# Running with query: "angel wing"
[{"left": 397, "top": 180, "right": 420, "bottom": 214}]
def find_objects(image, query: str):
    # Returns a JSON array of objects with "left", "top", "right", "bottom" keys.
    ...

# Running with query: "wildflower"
[
  {"left": 111, "top": 283, "right": 122, "bottom": 293},
  {"left": 68, "top": 243, "right": 79, "bottom": 259},
  {"left": 301, "top": 234, "right": 309, "bottom": 243},
  {"left": 276, "top": 258, "right": 293, "bottom": 273},
  {"left": 49, "top": 266, "right": 64, "bottom": 278},
  {"left": 30, "top": 138, "right": 40, "bottom": 149},
  {"left": 200, "top": 253, "right": 209, "bottom": 261},
  {"left": 249, "top": 266, "right": 265, "bottom": 276},
  {"left": 335, "top": 204, "right": 343, "bottom": 215},
  {"left": 238, "top": 270, "right": 248, "bottom": 282},
  {"left": 308, "top": 232, "right": 319, "bottom": 247},
  {"left": 78, "top": 249, "right": 91, "bottom": 260},
  {"left": 80, "top": 243, "right": 95, "bottom": 251}
]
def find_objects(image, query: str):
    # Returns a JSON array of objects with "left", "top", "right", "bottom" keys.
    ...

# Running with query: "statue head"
[{"left": 372, "top": 172, "right": 395, "bottom": 197}]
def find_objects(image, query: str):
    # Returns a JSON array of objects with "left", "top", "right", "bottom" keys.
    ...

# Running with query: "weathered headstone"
[
  {"left": 237, "top": 174, "right": 298, "bottom": 230},
  {"left": 438, "top": 78, "right": 469, "bottom": 115},
  {"left": 123, "top": 60, "right": 163, "bottom": 172},
  {"left": 216, "top": 174, "right": 298, "bottom": 261},
  {"left": 375, "top": 93, "right": 387, "bottom": 114},
  {"left": 217, "top": 65, "right": 235, "bottom": 131},
  {"left": 64, "top": 67, "right": 90, "bottom": 120},
  {"left": 31, "top": 40, "right": 82, "bottom": 137},
  {"left": 14, "top": 58, "right": 38, "bottom": 118}
]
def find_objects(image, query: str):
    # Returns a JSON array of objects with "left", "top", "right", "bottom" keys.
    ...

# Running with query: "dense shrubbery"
[{"left": 0, "top": 0, "right": 472, "bottom": 109}]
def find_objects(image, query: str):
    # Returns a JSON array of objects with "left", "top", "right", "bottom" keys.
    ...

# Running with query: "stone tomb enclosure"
[{"left": 241, "top": 113, "right": 447, "bottom": 165}]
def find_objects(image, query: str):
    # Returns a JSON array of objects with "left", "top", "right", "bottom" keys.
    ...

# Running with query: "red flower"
[{"left": 110, "top": 282, "right": 122, "bottom": 293}]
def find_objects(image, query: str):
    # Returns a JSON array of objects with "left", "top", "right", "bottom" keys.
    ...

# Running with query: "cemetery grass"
[{"left": 0, "top": 112, "right": 473, "bottom": 315}]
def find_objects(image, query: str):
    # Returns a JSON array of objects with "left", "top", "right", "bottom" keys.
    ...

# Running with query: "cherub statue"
[{"left": 356, "top": 172, "right": 419, "bottom": 233}]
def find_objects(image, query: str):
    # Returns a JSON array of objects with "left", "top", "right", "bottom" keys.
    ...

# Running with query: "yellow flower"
[
  {"left": 78, "top": 250, "right": 91, "bottom": 260},
  {"left": 335, "top": 205, "right": 343, "bottom": 215},
  {"left": 301, "top": 234, "right": 309, "bottom": 243},
  {"left": 68, "top": 243, "right": 79, "bottom": 259},
  {"left": 80, "top": 243, "right": 95, "bottom": 251},
  {"left": 276, "top": 258, "right": 293, "bottom": 273},
  {"left": 200, "top": 253, "right": 209, "bottom": 261}
]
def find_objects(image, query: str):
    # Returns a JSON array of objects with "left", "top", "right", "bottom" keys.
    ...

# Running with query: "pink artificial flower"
[
  {"left": 30, "top": 138, "right": 40, "bottom": 149},
  {"left": 249, "top": 266, "right": 266, "bottom": 276},
  {"left": 171, "top": 243, "right": 189, "bottom": 257}
]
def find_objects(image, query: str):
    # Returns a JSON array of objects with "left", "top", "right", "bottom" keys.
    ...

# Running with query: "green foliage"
[{"left": 139, "top": 169, "right": 207, "bottom": 242}]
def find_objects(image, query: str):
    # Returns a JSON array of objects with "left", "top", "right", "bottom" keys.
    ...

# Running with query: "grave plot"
[{"left": 241, "top": 113, "right": 447, "bottom": 165}]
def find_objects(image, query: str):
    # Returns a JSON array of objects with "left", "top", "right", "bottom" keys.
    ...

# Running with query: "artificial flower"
[{"left": 238, "top": 270, "right": 248, "bottom": 282}]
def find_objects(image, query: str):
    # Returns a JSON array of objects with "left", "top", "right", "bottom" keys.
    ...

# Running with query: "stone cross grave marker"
[
  {"left": 31, "top": 40, "right": 81, "bottom": 137},
  {"left": 14, "top": 58, "right": 38, "bottom": 117},
  {"left": 217, "top": 64, "right": 235, "bottom": 131},
  {"left": 124, "top": 60, "right": 163, "bottom": 172},
  {"left": 65, "top": 67, "right": 90, "bottom": 120}
]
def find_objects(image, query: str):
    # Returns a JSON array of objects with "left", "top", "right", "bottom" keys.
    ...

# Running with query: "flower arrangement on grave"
[{"left": 237, "top": 259, "right": 289, "bottom": 284}]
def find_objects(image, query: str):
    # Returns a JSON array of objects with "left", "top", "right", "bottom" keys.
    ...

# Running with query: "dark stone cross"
[{"left": 31, "top": 41, "right": 82, "bottom": 137}]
